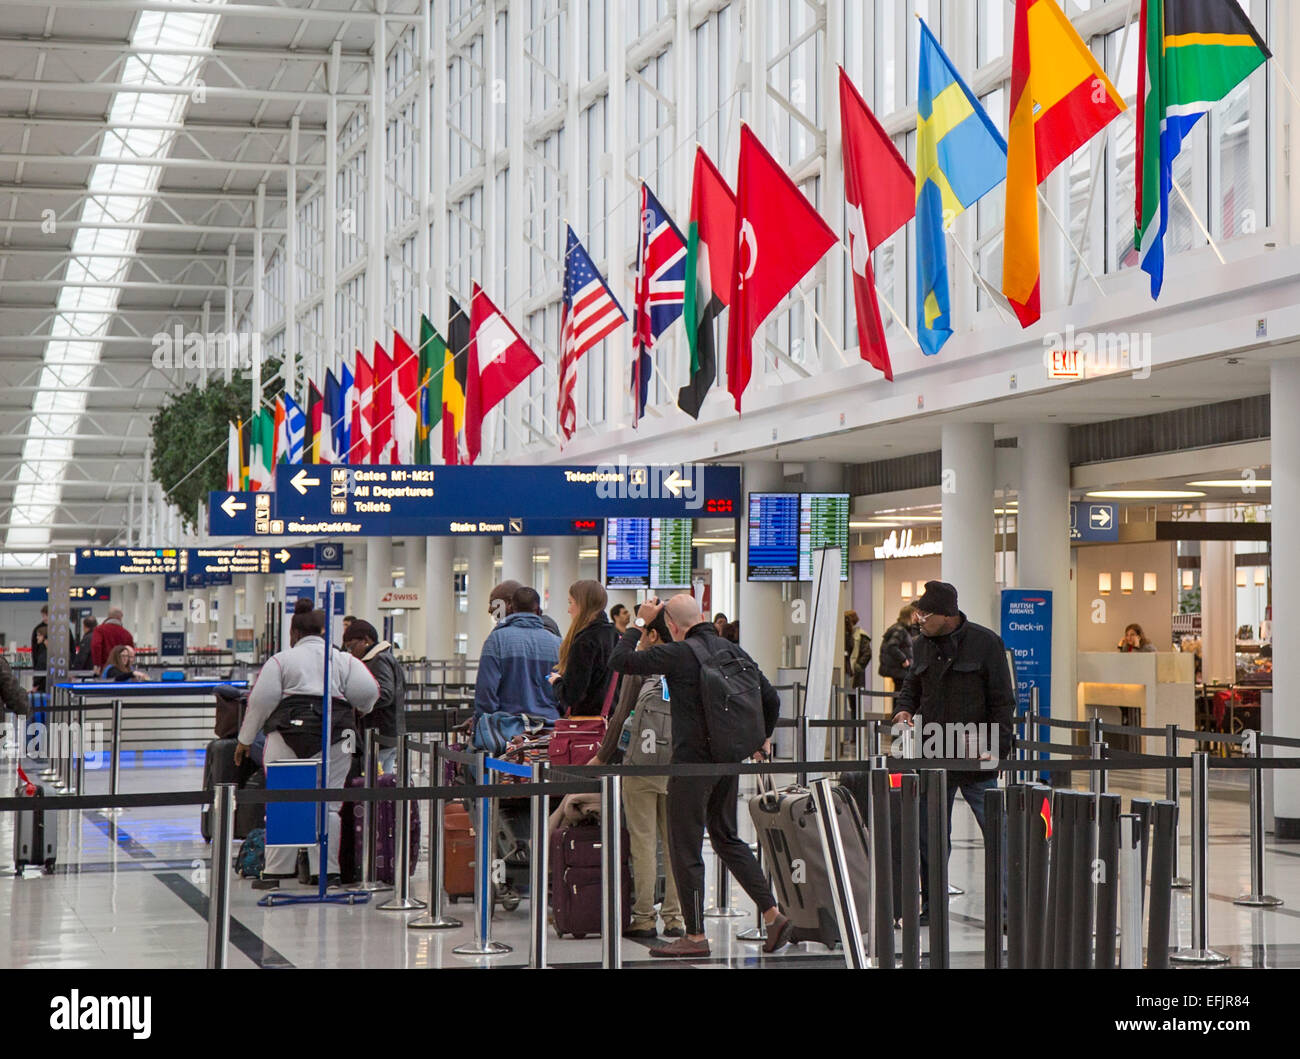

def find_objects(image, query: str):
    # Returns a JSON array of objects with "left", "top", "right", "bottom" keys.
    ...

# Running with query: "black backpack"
[{"left": 685, "top": 636, "right": 767, "bottom": 762}]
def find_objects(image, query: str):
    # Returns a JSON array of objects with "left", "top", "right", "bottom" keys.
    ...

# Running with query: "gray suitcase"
[
  {"left": 14, "top": 777, "right": 56, "bottom": 873},
  {"left": 748, "top": 779, "right": 870, "bottom": 947}
]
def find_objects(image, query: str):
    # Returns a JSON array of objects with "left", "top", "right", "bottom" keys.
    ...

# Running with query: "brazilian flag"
[{"left": 415, "top": 313, "right": 448, "bottom": 465}]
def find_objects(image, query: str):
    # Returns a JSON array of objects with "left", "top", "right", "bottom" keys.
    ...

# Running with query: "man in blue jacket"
[{"left": 474, "top": 586, "right": 561, "bottom": 731}]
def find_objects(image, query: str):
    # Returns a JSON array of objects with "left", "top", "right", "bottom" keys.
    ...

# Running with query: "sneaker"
[
  {"left": 762, "top": 912, "right": 794, "bottom": 954},
  {"left": 662, "top": 925, "right": 686, "bottom": 938},
  {"left": 623, "top": 926, "right": 658, "bottom": 940},
  {"left": 251, "top": 877, "right": 280, "bottom": 891},
  {"left": 650, "top": 936, "right": 711, "bottom": 958}
]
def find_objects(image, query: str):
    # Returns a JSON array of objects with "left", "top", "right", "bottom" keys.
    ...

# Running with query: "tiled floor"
[{"left": 2, "top": 753, "right": 1299, "bottom": 969}]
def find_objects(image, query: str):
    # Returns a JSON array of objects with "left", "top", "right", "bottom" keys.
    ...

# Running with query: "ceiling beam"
[
  {"left": 0, "top": 81, "right": 366, "bottom": 106},
  {"left": 0, "top": 183, "right": 287, "bottom": 201},
  {"left": 0, "top": 151, "right": 320, "bottom": 172},
  {"left": 0, "top": 0, "right": 417, "bottom": 23},
  {"left": 0, "top": 34, "right": 371, "bottom": 63}
]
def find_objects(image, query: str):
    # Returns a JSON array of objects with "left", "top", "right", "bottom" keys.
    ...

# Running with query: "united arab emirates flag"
[
  {"left": 677, "top": 148, "right": 736, "bottom": 419},
  {"left": 1137, "top": 0, "right": 1269, "bottom": 299}
]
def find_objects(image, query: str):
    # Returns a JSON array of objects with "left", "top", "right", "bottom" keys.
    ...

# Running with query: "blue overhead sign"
[
  {"left": 0, "top": 586, "right": 112, "bottom": 602},
  {"left": 1070, "top": 501, "right": 1119, "bottom": 542},
  {"left": 77, "top": 548, "right": 184, "bottom": 576},
  {"left": 257, "top": 463, "right": 740, "bottom": 538},
  {"left": 208, "top": 491, "right": 261, "bottom": 535}
]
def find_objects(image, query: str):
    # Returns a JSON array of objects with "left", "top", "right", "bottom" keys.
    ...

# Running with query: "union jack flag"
[
  {"left": 632, "top": 182, "right": 686, "bottom": 424},
  {"left": 559, "top": 225, "right": 626, "bottom": 441}
]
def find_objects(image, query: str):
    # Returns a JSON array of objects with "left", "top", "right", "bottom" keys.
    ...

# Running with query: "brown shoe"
[
  {"left": 649, "top": 936, "right": 711, "bottom": 958},
  {"left": 762, "top": 912, "right": 793, "bottom": 953}
]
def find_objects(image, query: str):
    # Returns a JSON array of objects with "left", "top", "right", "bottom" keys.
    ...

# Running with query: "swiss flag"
[
  {"left": 370, "top": 340, "right": 394, "bottom": 464},
  {"left": 725, "top": 124, "right": 837, "bottom": 412},
  {"left": 839, "top": 67, "right": 915, "bottom": 381},
  {"left": 392, "top": 330, "right": 420, "bottom": 464},
  {"left": 351, "top": 349, "right": 371, "bottom": 465},
  {"left": 464, "top": 283, "right": 542, "bottom": 464}
]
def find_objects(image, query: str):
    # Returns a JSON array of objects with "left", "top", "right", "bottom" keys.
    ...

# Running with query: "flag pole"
[
  {"left": 1068, "top": 0, "right": 1139, "bottom": 304},
  {"left": 834, "top": 242, "right": 921, "bottom": 350},
  {"left": 947, "top": 232, "right": 1017, "bottom": 326},
  {"left": 1171, "top": 180, "right": 1227, "bottom": 265},
  {"left": 1037, "top": 188, "right": 1107, "bottom": 297},
  {"left": 796, "top": 288, "right": 854, "bottom": 369}
]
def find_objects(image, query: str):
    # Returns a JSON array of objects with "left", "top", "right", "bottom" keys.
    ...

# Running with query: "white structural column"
[
  {"left": 941, "top": 423, "right": 996, "bottom": 628},
  {"left": 739, "top": 460, "right": 784, "bottom": 676},
  {"left": 544, "top": 536, "right": 580, "bottom": 628},
  {"left": 368, "top": 12, "right": 387, "bottom": 360},
  {"left": 1272, "top": 359, "right": 1300, "bottom": 835},
  {"left": 324, "top": 40, "right": 340, "bottom": 385},
  {"left": 363, "top": 538, "right": 392, "bottom": 622},
  {"left": 348, "top": 546, "right": 366, "bottom": 623},
  {"left": 500, "top": 535, "right": 533, "bottom": 587},
  {"left": 119, "top": 583, "right": 138, "bottom": 647},
  {"left": 1200, "top": 509, "right": 1237, "bottom": 685},
  {"left": 1017, "top": 424, "right": 1075, "bottom": 721},
  {"left": 215, "top": 584, "right": 235, "bottom": 652},
  {"left": 136, "top": 578, "right": 156, "bottom": 648},
  {"left": 464, "top": 537, "right": 496, "bottom": 658},
  {"left": 244, "top": 574, "right": 266, "bottom": 644},
  {"left": 605, "top": 0, "right": 628, "bottom": 429},
  {"left": 284, "top": 115, "right": 299, "bottom": 393},
  {"left": 424, "top": 536, "right": 456, "bottom": 659},
  {"left": 403, "top": 537, "right": 426, "bottom": 655}
]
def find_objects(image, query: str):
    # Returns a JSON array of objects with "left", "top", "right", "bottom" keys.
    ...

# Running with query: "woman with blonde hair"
[{"left": 548, "top": 579, "right": 619, "bottom": 716}]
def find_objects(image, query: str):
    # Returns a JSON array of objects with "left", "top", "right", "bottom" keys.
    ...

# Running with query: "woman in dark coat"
[
  {"left": 549, "top": 580, "right": 618, "bottom": 716},
  {"left": 878, "top": 604, "right": 916, "bottom": 690}
]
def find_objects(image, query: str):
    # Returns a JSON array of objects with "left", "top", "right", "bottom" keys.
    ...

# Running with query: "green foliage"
[{"left": 150, "top": 362, "right": 283, "bottom": 529}]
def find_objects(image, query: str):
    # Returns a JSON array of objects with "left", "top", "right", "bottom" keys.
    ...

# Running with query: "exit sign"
[{"left": 1047, "top": 349, "right": 1083, "bottom": 379}]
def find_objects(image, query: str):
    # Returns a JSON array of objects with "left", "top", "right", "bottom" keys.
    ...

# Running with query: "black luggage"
[
  {"left": 201, "top": 738, "right": 265, "bottom": 842},
  {"left": 14, "top": 767, "right": 56, "bottom": 873},
  {"left": 839, "top": 770, "right": 906, "bottom": 915},
  {"left": 749, "top": 779, "right": 871, "bottom": 947}
]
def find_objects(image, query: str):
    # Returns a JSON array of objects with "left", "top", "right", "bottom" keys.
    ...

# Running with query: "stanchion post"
[
  {"left": 205, "top": 783, "right": 235, "bottom": 969},
  {"left": 736, "top": 842, "right": 768, "bottom": 942},
  {"left": 899, "top": 772, "right": 921, "bottom": 968},
  {"left": 869, "top": 761, "right": 895, "bottom": 969},
  {"left": 922, "top": 769, "right": 949, "bottom": 969},
  {"left": 600, "top": 773, "right": 624, "bottom": 970},
  {"left": 1095, "top": 793, "right": 1121, "bottom": 970},
  {"left": 795, "top": 702, "right": 809, "bottom": 787},
  {"left": 528, "top": 761, "right": 550, "bottom": 968},
  {"left": 1026, "top": 786, "right": 1051, "bottom": 969},
  {"left": 1006, "top": 785, "right": 1028, "bottom": 969},
  {"left": 811, "top": 777, "right": 868, "bottom": 968},
  {"left": 1147, "top": 800, "right": 1176, "bottom": 969},
  {"left": 378, "top": 735, "right": 425, "bottom": 911},
  {"left": 1071, "top": 793, "right": 1096, "bottom": 969},
  {"left": 1051, "top": 791, "right": 1076, "bottom": 968},
  {"left": 1118, "top": 814, "right": 1143, "bottom": 969},
  {"left": 1129, "top": 798, "right": 1152, "bottom": 912},
  {"left": 703, "top": 850, "right": 744, "bottom": 917},
  {"left": 1171, "top": 751, "right": 1229, "bottom": 964},
  {"left": 1090, "top": 742, "right": 1107, "bottom": 796},
  {"left": 1235, "top": 731, "right": 1283, "bottom": 908},
  {"left": 983, "top": 786, "right": 1005, "bottom": 969},
  {"left": 355, "top": 729, "right": 390, "bottom": 894},
  {"left": 109, "top": 699, "right": 123, "bottom": 802},
  {"left": 1166, "top": 723, "right": 1190, "bottom": 889},
  {"left": 407, "top": 751, "right": 462, "bottom": 929},
  {"left": 453, "top": 752, "right": 511, "bottom": 956},
  {"left": 75, "top": 707, "right": 85, "bottom": 795}
]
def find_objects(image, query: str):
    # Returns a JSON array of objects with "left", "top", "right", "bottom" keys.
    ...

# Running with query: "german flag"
[
  {"left": 441, "top": 296, "right": 471, "bottom": 465},
  {"left": 1003, "top": 0, "right": 1125, "bottom": 327}
]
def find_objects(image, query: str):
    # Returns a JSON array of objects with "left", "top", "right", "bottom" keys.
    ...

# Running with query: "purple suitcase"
[
  {"left": 341, "top": 774, "right": 420, "bottom": 884},
  {"left": 550, "top": 821, "right": 632, "bottom": 939}
]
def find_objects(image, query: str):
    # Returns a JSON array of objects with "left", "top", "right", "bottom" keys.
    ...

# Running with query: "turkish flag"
[
  {"left": 725, "top": 124, "right": 837, "bottom": 412},
  {"left": 464, "top": 282, "right": 542, "bottom": 464},
  {"left": 839, "top": 66, "right": 915, "bottom": 381}
]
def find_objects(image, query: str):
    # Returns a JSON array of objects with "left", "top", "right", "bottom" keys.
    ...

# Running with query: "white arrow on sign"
[
  {"left": 275, "top": 549, "right": 291, "bottom": 564},
  {"left": 1090, "top": 505, "right": 1112, "bottom": 529},
  {"left": 291, "top": 469, "right": 321, "bottom": 495},
  {"left": 662, "top": 470, "right": 690, "bottom": 497},
  {"left": 220, "top": 495, "right": 248, "bottom": 518}
]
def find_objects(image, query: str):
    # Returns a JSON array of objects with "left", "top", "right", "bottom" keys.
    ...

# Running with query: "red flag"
[
  {"left": 464, "top": 283, "right": 542, "bottom": 464},
  {"left": 839, "top": 67, "right": 915, "bottom": 381},
  {"left": 350, "top": 349, "right": 371, "bottom": 464},
  {"left": 725, "top": 124, "right": 837, "bottom": 412},
  {"left": 392, "top": 330, "right": 420, "bottom": 463},
  {"left": 370, "top": 340, "right": 394, "bottom": 465}
]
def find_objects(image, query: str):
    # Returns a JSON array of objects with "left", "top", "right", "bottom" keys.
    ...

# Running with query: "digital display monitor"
[
  {"left": 604, "top": 517, "right": 651, "bottom": 588},
  {"left": 650, "top": 518, "right": 693, "bottom": 590},
  {"left": 799, "top": 493, "right": 850, "bottom": 582},
  {"left": 746, "top": 493, "right": 800, "bottom": 581}
]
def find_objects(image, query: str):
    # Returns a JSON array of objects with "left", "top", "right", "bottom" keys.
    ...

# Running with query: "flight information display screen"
[
  {"left": 746, "top": 493, "right": 800, "bottom": 581},
  {"left": 604, "top": 517, "right": 651, "bottom": 588},
  {"left": 799, "top": 493, "right": 849, "bottom": 582},
  {"left": 650, "top": 518, "right": 693, "bottom": 590}
]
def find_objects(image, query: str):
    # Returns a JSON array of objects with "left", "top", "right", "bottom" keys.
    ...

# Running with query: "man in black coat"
[
  {"left": 609, "top": 593, "right": 792, "bottom": 959},
  {"left": 341, "top": 619, "right": 405, "bottom": 775},
  {"left": 891, "top": 581, "right": 1014, "bottom": 921}
]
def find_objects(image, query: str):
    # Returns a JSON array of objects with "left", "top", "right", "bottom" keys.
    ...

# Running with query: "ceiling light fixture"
[
  {"left": 1186, "top": 479, "right": 1272, "bottom": 489},
  {"left": 1085, "top": 490, "right": 1207, "bottom": 500}
]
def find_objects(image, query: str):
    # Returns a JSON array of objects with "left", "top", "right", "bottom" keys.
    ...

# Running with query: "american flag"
[
  {"left": 558, "top": 225, "right": 626, "bottom": 441},
  {"left": 632, "top": 182, "right": 687, "bottom": 423}
]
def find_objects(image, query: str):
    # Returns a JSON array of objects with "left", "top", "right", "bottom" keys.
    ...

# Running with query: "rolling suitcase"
[
  {"left": 444, "top": 801, "right": 475, "bottom": 901},
  {"left": 201, "top": 738, "right": 264, "bottom": 842},
  {"left": 14, "top": 767, "right": 56, "bottom": 873},
  {"left": 371, "top": 772, "right": 421, "bottom": 884},
  {"left": 748, "top": 779, "right": 871, "bottom": 947},
  {"left": 549, "top": 819, "right": 631, "bottom": 939}
]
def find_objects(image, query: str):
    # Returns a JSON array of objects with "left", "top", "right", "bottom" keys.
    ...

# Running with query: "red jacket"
[{"left": 91, "top": 620, "right": 135, "bottom": 671}]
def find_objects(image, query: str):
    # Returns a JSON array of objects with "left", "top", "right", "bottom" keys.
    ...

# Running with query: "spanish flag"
[{"left": 1003, "top": 0, "right": 1125, "bottom": 327}]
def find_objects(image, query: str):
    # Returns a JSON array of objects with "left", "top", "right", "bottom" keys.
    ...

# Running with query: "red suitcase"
[
  {"left": 549, "top": 820, "right": 632, "bottom": 939},
  {"left": 444, "top": 801, "right": 475, "bottom": 901}
]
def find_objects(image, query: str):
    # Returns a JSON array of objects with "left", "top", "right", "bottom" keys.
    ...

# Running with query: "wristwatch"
[{"left": 634, "top": 617, "right": 646, "bottom": 628}]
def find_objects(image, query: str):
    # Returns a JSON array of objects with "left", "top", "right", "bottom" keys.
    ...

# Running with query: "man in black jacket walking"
[
  {"left": 891, "top": 581, "right": 1014, "bottom": 920},
  {"left": 610, "top": 593, "right": 792, "bottom": 958}
]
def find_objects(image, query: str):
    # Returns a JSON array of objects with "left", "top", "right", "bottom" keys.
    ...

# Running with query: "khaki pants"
[{"left": 623, "top": 775, "right": 683, "bottom": 931}]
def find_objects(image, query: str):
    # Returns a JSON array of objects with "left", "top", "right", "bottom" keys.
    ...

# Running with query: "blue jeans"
[{"left": 918, "top": 774, "right": 1000, "bottom": 907}]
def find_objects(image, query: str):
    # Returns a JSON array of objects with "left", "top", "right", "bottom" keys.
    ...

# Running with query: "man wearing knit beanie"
[{"left": 891, "top": 580, "right": 1015, "bottom": 925}]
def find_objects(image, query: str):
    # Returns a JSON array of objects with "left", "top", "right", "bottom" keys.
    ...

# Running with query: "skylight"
[{"left": 4, "top": 1, "right": 226, "bottom": 566}]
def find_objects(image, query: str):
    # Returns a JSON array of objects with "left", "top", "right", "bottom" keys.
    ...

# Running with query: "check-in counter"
[{"left": 1076, "top": 652, "right": 1196, "bottom": 755}]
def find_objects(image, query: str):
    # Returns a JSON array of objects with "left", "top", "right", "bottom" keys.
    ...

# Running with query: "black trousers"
[{"left": 666, "top": 772, "right": 775, "bottom": 935}]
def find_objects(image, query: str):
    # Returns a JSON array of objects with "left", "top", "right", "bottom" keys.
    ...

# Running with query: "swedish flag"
[{"left": 916, "top": 19, "right": 1007, "bottom": 356}]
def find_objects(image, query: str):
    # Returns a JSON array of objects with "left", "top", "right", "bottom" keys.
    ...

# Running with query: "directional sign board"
[
  {"left": 209, "top": 491, "right": 259, "bottom": 535},
  {"left": 1069, "top": 501, "right": 1119, "bottom": 542},
  {"left": 186, "top": 545, "right": 339, "bottom": 576},
  {"left": 76, "top": 548, "right": 184, "bottom": 576},
  {"left": 263, "top": 463, "right": 740, "bottom": 537}
]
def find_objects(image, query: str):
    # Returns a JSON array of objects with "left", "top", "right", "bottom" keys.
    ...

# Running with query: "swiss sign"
[{"left": 377, "top": 588, "right": 422, "bottom": 610}]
